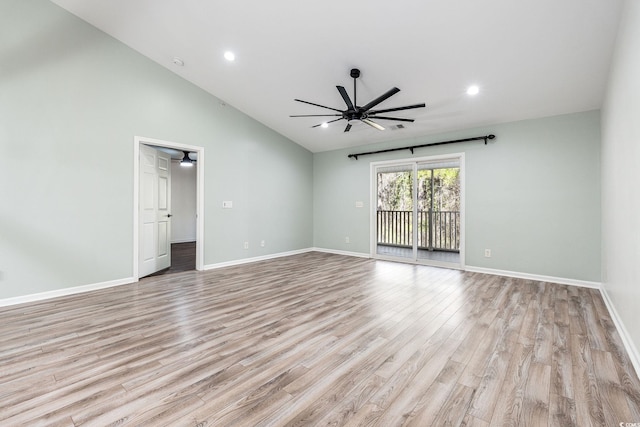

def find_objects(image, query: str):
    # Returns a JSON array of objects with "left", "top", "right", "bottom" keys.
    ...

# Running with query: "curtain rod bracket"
[{"left": 484, "top": 134, "right": 496, "bottom": 145}]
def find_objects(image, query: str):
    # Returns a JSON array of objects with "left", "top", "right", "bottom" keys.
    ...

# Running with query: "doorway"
[
  {"left": 147, "top": 148, "right": 198, "bottom": 276},
  {"left": 371, "top": 153, "right": 465, "bottom": 269},
  {"left": 133, "top": 136, "right": 205, "bottom": 280}
]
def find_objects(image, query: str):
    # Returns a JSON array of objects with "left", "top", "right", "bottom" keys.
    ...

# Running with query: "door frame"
[
  {"left": 369, "top": 152, "right": 465, "bottom": 269},
  {"left": 133, "top": 136, "right": 205, "bottom": 280}
]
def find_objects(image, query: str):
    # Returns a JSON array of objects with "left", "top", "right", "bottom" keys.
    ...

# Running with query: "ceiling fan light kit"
[
  {"left": 180, "top": 151, "right": 194, "bottom": 167},
  {"left": 290, "top": 68, "right": 426, "bottom": 133}
]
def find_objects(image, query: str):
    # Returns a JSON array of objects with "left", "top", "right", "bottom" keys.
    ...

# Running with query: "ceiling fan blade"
[
  {"left": 344, "top": 123, "right": 352, "bottom": 133},
  {"left": 368, "top": 103, "right": 426, "bottom": 115},
  {"left": 361, "top": 118, "right": 385, "bottom": 131},
  {"left": 290, "top": 114, "right": 342, "bottom": 117},
  {"left": 336, "top": 86, "right": 355, "bottom": 110},
  {"left": 360, "top": 87, "right": 400, "bottom": 112},
  {"left": 367, "top": 116, "right": 415, "bottom": 122},
  {"left": 294, "top": 99, "right": 343, "bottom": 113},
  {"left": 311, "top": 117, "right": 344, "bottom": 128}
]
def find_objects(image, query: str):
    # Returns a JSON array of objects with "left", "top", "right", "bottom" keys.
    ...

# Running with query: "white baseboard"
[
  {"left": 203, "top": 248, "right": 315, "bottom": 270},
  {"left": 0, "top": 277, "right": 136, "bottom": 308},
  {"left": 464, "top": 265, "right": 601, "bottom": 289},
  {"left": 599, "top": 287, "right": 640, "bottom": 379},
  {"left": 311, "top": 247, "right": 371, "bottom": 259},
  {"left": 202, "top": 247, "right": 372, "bottom": 271}
]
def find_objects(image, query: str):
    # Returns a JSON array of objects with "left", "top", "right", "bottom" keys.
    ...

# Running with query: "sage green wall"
[
  {"left": 314, "top": 110, "right": 601, "bottom": 282},
  {"left": 0, "top": 0, "right": 604, "bottom": 301},
  {"left": 601, "top": 0, "right": 640, "bottom": 367},
  {"left": 0, "top": 0, "right": 312, "bottom": 299}
]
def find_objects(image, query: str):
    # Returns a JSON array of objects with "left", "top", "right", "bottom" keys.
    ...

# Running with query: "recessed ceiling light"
[
  {"left": 224, "top": 51, "right": 235, "bottom": 62},
  {"left": 321, "top": 122, "right": 329, "bottom": 128},
  {"left": 467, "top": 85, "right": 480, "bottom": 96},
  {"left": 172, "top": 57, "right": 184, "bottom": 66}
]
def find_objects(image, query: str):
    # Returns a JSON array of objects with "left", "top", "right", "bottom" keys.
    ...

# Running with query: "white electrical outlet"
[
  {"left": 244, "top": 241, "right": 249, "bottom": 249},
  {"left": 261, "top": 240, "right": 265, "bottom": 247},
  {"left": 345, "top": 237, "right": 350, "bottom": 244},
  {"left": 484, "top": 249, "right": 491, "bottom": 258},
  {"left": 355, "top": 201, "right": 364, "bottom": 208}
]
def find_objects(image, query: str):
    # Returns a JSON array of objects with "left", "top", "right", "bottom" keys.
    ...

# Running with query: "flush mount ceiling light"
[
  {"left": 180, "top": 151, "right": 193, "bottom": 167},
  {"left": 466, "top": 85, "right": 480, "bottom": 96},
  {"left": 224, "top": 51, "right": 235, "bottom": 62}
]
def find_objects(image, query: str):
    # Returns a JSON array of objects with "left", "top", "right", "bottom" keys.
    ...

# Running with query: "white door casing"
[
  {"left": 139, "top": 144, "right": 172, "bottom": 277},
  {"left": 133, "top": 136, "right": 204, "bottom": 281}
]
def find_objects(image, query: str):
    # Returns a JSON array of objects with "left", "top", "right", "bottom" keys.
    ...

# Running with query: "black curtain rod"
[{"left": 347, "top": 134, "right": 495, "bottom": 160}]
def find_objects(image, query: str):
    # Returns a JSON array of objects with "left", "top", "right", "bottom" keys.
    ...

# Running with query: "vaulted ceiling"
[{"left": 50, "top": 0, "right": 623, "bottom": 153}]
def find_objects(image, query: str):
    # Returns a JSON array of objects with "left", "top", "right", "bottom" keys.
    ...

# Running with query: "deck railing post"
[{"left": 432, "top": 211, "right": 436, "bottom": 249}]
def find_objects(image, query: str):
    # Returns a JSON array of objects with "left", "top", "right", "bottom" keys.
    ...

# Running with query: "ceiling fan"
[{"left": 290, "top": 68, "right": 426, "bottom": 132}]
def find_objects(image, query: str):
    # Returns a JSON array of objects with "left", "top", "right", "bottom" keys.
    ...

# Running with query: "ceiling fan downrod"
[{"left": 350, "top": 68, "right": 360, "bottom": 109}]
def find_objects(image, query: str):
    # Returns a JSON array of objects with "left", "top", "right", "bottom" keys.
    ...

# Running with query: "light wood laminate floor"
[{"left": 1, "top": 252, "right": 639, "bottom": 426}]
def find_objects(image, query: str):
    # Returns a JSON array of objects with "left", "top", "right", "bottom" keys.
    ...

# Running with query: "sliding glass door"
[
  {"left": 416, "top": 160, "right": 461, "bottom": 264},
  {"left": 373, "top": 154, "right": 464, "bottom": 269},
  {"left": 375, "top": 164, "right": 415, "bottom": 260}
]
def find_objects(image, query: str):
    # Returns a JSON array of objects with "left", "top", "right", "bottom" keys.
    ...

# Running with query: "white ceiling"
[{"left": 50, "top": 0, "right": 623, "bottom": 153}]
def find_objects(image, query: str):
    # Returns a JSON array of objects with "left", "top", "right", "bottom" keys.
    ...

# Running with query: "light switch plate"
[{"left": 222, "top": 201, "right": 233, "bottom": 209}]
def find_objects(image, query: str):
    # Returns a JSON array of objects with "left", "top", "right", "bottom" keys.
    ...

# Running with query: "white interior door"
[{"left": 139, "top": 144, "right": 172, "bottom": 277}]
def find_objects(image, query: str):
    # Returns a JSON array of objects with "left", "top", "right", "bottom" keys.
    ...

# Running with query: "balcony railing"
[{"left": 377, "top": 210, "right": 460, "bottom": 252}]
